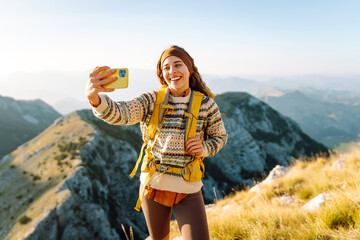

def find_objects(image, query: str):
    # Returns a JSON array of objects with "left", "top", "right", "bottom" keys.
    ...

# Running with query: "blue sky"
[{"left": 0, "top": 0, "right": 359, "bottom": 77}]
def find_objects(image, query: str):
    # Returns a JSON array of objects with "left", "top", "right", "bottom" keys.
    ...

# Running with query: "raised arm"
[
  {"left": 91, "top": 92, "right": 156, "bottom": 126},
  {"left": 86, "top": 66, "right": 156, "bottom": 126}
]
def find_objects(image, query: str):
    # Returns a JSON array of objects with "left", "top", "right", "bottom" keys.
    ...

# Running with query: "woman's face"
[{"left": 162, "top": 56, "right": 190, "bottom": 96}]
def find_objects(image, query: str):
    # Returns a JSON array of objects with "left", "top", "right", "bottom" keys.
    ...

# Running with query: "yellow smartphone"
[{"left": 100, "top": 68, "right": 129, "bottom": 89}]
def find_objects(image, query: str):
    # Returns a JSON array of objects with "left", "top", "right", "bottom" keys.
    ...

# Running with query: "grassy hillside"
[
  {"left": 170, "top": 142, "right": 360, "bottom": 239},
  {"left": 0, "top": 112, "right": 94, "bottom": 240}
]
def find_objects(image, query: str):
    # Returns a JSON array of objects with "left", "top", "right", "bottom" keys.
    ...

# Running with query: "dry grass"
[
  {"left": 170, "top": 142, "right": 360, "bottom": 239},
  {"left": 1, "top": 113, "right": 95, "bottom": 240}
]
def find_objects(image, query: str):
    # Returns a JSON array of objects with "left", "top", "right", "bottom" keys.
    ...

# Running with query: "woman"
[{"left": 86, "top": 45, "right": 228, "bottom": 240}]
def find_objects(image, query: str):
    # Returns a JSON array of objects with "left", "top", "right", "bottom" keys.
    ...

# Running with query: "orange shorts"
[{"left": 144, "top": 186, "right": 188, "bottom": 207}]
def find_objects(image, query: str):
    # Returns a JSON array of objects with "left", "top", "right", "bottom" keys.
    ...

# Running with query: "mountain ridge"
[
  {"left": 262, "top": 90, "right": 360, "bottom": 148},
  {"left": 0, "top": 92, "right": 328, "bottom": 239},
  {"left": 0, "top": 95, "right": 61, "bottom": 158}
]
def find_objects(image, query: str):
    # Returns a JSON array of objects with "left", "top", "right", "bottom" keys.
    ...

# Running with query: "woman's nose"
[{"left": 170, "top": 66, "right": 177, "bottom": 74}]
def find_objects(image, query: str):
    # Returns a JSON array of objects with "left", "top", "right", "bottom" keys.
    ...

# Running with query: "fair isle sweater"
[{"left": 92, "top": 89, "right": 228, "bottom": 194}]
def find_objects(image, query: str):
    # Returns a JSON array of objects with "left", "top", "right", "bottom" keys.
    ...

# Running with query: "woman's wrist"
[{"left": 88, "top": 94, "right": 101, "bottom": 107}]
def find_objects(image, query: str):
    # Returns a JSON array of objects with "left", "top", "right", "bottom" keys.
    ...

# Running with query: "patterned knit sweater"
[{"left": 92, "top": 89, "right": 228, "bottom": 194}]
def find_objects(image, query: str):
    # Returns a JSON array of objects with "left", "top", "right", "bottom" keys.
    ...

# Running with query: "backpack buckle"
[
  {"left": 160, "top": 104, "right": 174, "bottom": 115},
  {"left": 159, "top": 164, "right": 169, "bottom": 172},
  {"left": 184, "top": 112, "right": 192, "bottom": 119},
  {"left": 148, "top": 161, "right": 154, "bottom": 169},
  {"left": 181, "top": 167, "right": 190, "bottom": 176}
]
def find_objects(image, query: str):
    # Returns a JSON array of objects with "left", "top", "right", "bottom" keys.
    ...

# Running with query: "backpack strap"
[
  {"left": 184, "top": 90, "right": 206, "bottom": 178},
  {"left": 184, "top": 90, "right": 204, "bottom": 142},
  {"left": 130, "top": 85, "right": 174, "bottom": 211},
  {"left": 129, "top": 85, "right": 172, "bottom": 179},
  {"left": 145, "top": 85, "right": 170, "bottom": 140}
]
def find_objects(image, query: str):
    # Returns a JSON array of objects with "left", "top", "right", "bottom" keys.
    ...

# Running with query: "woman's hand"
[
  {"left": 85, "top": 66, "right": 117, "bottom": 107},
  {"left": 185, "top": 137, "right": 203, "bottom": 156}
]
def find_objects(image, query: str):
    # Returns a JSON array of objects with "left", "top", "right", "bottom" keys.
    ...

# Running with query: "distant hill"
[
  {"left": 0, "top": 95, "right": 61, "bottom": 158},
  {"left": 52, "top": 98, "right": 90, "bottom": 115},
  {"left": 262, "top": 90, "right": 360, "bottom": 148},
  {"left": 252, "top": 86, "right": 286, "bottom": 99},
  {"left": 261, "top": 74, "right": 360, "bottom": 92},
  {"left": 0, "top": 92, "right": 328, "bottom": 239},
  {"left": 205, "top": 76, "right": 263, "bottom": 94},
  {"left": 298, "top": 87, "right": 360, "bottom": 105}
]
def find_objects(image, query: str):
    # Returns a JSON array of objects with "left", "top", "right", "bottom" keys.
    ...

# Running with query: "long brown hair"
[{"left": 156, "top": 45, "right": 212, "bottom": 97}]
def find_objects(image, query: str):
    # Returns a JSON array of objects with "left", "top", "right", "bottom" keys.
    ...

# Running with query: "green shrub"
[
  {"left": 19, "top": 215, "right": 32, "bottom": 224},
  {"left": 32, "top": 175, "right": 41, "bottom": 181},
  {"left": 55, "top": 153, "right": 68, "bottom": 161},
  {"left": 56, "top": 137, "right": 88, "bottom": 161},
  {"left": 321, "top": 198, "right": 357, "bottom": 229}
]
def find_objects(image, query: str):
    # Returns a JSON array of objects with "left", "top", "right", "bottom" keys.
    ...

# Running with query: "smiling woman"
[
  {"left": 156, "top": 46, "right": 214, "bottom": 98},
  {"left": 162, "top": 56, "right": 190, "bottom": 96},
  {"left": 85, "top": 45, "right": 228, "bottom": 240}
]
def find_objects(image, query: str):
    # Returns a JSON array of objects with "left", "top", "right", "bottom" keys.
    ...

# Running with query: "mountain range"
[
  {"left": 0, "top": 95, "right": 61, "bottom": 158},
  {"left": 260, "top": 90, "right": 360, "bottom": 148},
  {"left": 1, "top": 69, "right": 359, "bottom": 113},
  {"left": 0, "top": 91, "right": 327, "bottom": 239}
]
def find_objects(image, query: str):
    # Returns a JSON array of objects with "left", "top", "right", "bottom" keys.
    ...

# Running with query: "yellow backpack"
[{"left": 130, "top": 85, "right": 213, "bottom": 211}]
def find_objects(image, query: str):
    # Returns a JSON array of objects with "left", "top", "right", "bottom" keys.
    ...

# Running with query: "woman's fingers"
[
  {"left": 185, "top": 137, "right": 203, "bottom": 155},
  {"left": 90, "top": 82, "right": 116, "bottom": 93},
  {"left": 185, "top": 137, "right": 201, "bottom": 149},
  {"left": 89, "top": 69, "right": 116, "bottom": 85},
  {"left": 89, "top": 66, "right": 110, "bottom": 78},
  {"left": 93, "top": 76, "right": 118, "bottom": 87},
  {"left": 187, "top": 146, "right": 202, "bottom": 155},
  {"left": 95, "top": 68, "right": 116, "bottom": 80},
  {"left": 86, "top": 66, "right": 117, "bottom": 102}
]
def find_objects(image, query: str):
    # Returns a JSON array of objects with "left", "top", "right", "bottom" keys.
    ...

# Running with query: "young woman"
[{"left": 85, "top": 46, "right": 228, "bottom": 240}]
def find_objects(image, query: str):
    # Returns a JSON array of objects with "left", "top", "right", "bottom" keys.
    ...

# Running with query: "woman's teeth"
[{"left": 171, "top": 76, "right": 181, "bottom": 81}]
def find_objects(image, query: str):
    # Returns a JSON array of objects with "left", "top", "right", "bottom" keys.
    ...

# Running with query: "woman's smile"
[
  {"left": 170, "top": 76, "right": 182, "bottom": 81},
  {"left": 162, "top": 56, "right": 190, "bottom": 96}
]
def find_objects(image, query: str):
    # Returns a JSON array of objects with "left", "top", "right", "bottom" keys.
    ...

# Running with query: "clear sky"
[{"left": 1, "top": 0, "right": 360, "bottom": 78}]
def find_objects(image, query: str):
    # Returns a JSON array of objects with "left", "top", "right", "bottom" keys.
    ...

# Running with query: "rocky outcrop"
[
  {"left": 203, "top": 92, "right": 328, "bottom": 201},
  {"left": 302, "top": 193, "right": 332, "bottom": 211},
  {"left": 249, "top": 165, "right": 289, "bottom": 193}
]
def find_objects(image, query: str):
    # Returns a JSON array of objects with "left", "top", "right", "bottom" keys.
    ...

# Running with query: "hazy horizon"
[
  {"left": 1, "top": 68, "right": 359, "bottom": 106},
  {"left": 1, "top": 0, "right": 359, "bottom": 107}
]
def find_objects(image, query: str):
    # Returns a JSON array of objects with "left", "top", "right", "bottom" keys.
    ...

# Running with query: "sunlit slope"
[
  {"left": 0, "top": 112, "right": 94, "bottom": 240},
  {"left": 170, "top": 142, "right": 360, "bottom": 239}
]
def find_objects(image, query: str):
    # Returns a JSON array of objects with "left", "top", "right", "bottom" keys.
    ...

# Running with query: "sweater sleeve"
[
  {"left": 91, "top": 91, "right": 156, "bottom": 125},
  {"left": 202, "top": 98, "right": 228, "bottom": 157}
]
